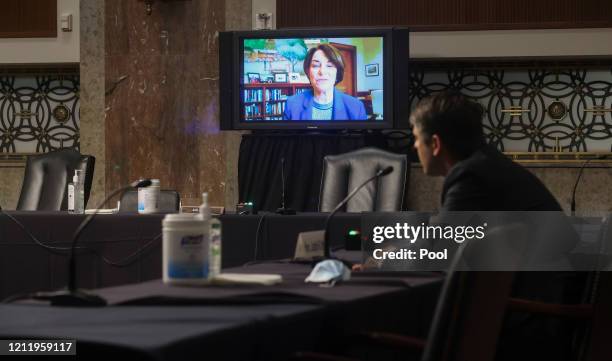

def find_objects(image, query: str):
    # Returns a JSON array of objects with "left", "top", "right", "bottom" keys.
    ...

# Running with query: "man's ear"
[{"left": 431, "top": 134, "right": 442, "bottom": 156}]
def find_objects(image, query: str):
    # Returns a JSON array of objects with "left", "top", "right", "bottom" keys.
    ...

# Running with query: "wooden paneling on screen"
[
  {"left": 277, "top": 0, "right": 612, "bottom": 30},
  {"left": 0, "top": 0, "right": 57, "bottom": 38}
]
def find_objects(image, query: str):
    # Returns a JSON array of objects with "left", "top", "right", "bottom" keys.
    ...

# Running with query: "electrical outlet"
[{"left": 61, "top": 14, "right": 73, "bottom": 32}]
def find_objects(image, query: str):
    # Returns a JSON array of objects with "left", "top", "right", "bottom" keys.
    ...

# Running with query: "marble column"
[
  {"left": 224, "top": 0, "right": 252, "bottom": 211},
  {"left": 104, "top": 0, "right": 251, "bottom": 209},
  {"left": 80, "top": 0, "right": 106, "bottom": 207}
]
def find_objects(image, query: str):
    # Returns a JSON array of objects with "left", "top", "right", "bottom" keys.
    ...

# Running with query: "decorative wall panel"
[
  {"left": 0, "top": 74, "right": 80, "bottom": 153},
  {"left": 407, "top": 62, "right": 612, "bottom": 154}
]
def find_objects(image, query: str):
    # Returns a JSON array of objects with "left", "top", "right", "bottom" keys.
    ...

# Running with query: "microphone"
[
  {"left": 323, "top": 166, "right": 394, "bottom": 258},
  {"left": 45, "top": 178, "right": 153, "bottom": 306},
  {"left": 570, "top": 155, "right": 607, "bottom": 216},
  {"left": 276, "top": 157, "right": 296, "bottom": 215}
]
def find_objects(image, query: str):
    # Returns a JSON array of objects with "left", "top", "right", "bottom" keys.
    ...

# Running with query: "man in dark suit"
[
  {"left": 410, "top": 91, "right": 562, "bottom": 212},
  {"left": 410, "top": 92, "right": 581, "bottom": 361}
]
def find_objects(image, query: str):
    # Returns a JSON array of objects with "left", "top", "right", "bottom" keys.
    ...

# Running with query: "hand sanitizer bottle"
[
  {"left": 209, "top": 218, "right": 222, "bottom": 278},
  {"left": 199, "top": 192, "right": 211, "bottom": 221},
  {"left": 68, "top": 170, "right": 84, "bottom": 214},
  {"left": 199, "top": 193, "right": 221, "bottom": 278}
]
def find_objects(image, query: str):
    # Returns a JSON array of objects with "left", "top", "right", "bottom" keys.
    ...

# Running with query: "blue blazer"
[{"left": 283, "top": 89, "right": 367, "bottom": 121}]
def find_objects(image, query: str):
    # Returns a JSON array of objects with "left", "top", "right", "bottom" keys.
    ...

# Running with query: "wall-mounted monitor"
[{"left": 219, "top": 27, "right": 409, "bottom": 130}]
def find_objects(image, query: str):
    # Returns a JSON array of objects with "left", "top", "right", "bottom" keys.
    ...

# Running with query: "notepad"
[
  {"left": 209, "top": 273, "right": 283, "bottom": 286},
  {"left": 84, "top": 209, "right": 117, "bottom": 214}
]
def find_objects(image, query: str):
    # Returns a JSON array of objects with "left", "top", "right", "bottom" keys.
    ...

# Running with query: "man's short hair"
[
  {"left": 303, "top": 44, "right": 345, "bottom": 85},
  {"left": 410, "top": 91, "right": 485, "bottom": 159}
]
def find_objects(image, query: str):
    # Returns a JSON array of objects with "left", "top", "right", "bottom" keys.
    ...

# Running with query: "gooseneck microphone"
[
  {"left": 46, "top": 179, "right": 152, "bottom": 307},
  {"left": 276, "top": 157, "right": 296, "bottom": 215},
  {"left": 570, "top": 155, "right": 607, "bottom": 216},
  {"left": 323, "top": 166, "right": 394, "bottom": 258}
]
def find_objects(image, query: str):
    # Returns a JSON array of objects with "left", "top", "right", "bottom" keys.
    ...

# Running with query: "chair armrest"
[
  {"left": 356, "top": 331, "right": 426, "bottom": 350},
  {"left": 507, "top": 297, "right": 593, "bottom": 320},
  {"left": 293, "top": 351, "right": 359, "bottom": 361}
]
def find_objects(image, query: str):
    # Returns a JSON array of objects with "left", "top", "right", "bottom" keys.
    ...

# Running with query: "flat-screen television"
[{"left": 219, "top": 27, "right": 409, "bottom": 130}]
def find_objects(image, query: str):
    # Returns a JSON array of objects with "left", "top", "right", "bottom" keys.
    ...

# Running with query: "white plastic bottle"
[
  {"left": 199, "top": 192, "right": 211, "bottom": 221},
  {"left": 138, "top": 179, "right": 160, "bottom": 214},
  {"left": 68, "top": 170, "right": 84, "bottom": 214},
  {"left": 199, "top": 192, "right": 220, "bottom": 278},
  {"left": 162, "top": 213, "right": 209, "bottom": 285},
  {"left": 208, "top": 218, "right": 222, "bottom": 278}
]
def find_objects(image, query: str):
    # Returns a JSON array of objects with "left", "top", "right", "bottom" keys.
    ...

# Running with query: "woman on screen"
[{"left": 283, "top": 44, "right": 367, "bottom": 121}]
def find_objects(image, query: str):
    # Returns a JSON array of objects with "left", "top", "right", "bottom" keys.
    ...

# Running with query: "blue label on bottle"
[{"left": 168, "top": 263, "right": 209, "bottom": 278}]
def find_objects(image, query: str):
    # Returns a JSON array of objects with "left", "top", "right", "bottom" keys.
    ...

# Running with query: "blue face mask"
[{"left": 305, "top": 259, "right": 351, "bottom": 286}]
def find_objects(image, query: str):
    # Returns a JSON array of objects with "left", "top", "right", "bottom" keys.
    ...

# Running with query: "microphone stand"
[
  {"left": 276, "top": 157, "right": 296, "bottom": 215},
  {"left": 570, "top": 155, "right": 606, "bottom": 216},
  {"left": 323, "top": 166, "right": 394, "bottom": 259},
  {"left": 43, "top": 179, "right": 152, "bottom": 306}
]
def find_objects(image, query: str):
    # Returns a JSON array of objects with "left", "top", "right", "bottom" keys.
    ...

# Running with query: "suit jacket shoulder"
[
  {"left": 441, "top": 146, "right": 562, "bottom": 211},
  {"left": 334, "top": 90, "right": 367, "bottom": 120},
  {"left": 283, "top": 90, "right": 313, "bottom": 120}
]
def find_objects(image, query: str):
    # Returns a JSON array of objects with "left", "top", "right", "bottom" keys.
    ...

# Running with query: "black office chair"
[
  {"left": 295, "top": 225, "right": 522, "bottom": 361},
  {"left": 117, "top": 190, "right": 180, "bottom": 213},
  {"left": 296, "top": 220, "right": 612, "bottom": 361},
  {"left": 16, "top": 148, "right": 95, "bottom": 211},
  {"left": 318, "top": 147, "right": 408, "bottom": 212}
]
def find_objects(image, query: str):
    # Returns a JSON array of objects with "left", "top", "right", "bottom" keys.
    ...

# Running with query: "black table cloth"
[
  {"left": 0, "top": 212, "right": 361, "bottom": 299},
  {"left": 0, "top": 261, "right": 442, "bottom": 361}
]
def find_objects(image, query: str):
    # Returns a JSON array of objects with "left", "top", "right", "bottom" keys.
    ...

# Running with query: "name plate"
[{"left": 294, "top": 230, "right": 325, "bottom": 260}]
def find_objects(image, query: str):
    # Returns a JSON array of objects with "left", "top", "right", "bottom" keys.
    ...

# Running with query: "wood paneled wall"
[
  {"left": 0, "top": 0, "right": 56, "bottom": 38},
  {"left": 105, "top": 0, "right": 228, "bottom": 206},
  {"left": 277, "top": 0, "right": 612, "bottom": 30}
]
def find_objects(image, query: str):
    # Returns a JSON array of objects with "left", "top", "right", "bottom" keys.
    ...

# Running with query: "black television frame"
[{"left": 219, "top": 27, "right": 409, "bottom": 130}]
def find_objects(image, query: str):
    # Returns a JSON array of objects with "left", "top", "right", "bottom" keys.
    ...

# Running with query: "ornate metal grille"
[
  {"left": 408, "top": 64, "right": 612, "bottom": 153},
  {"left": 0, "top": 74, "right": 80, "bottom": 154}
]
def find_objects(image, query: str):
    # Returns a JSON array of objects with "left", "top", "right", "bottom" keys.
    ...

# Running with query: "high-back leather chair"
[
  {"left": 117, "top": 190, "right": 180, "bottom": 213},
  {"left": 421, "top": 224, "right": 524, "bottom": 361},
  {"left": 318, "top": 147, "right": 408, "bottom": 212},
  {"left": 17, "top": 149, "right": 95, "bottom": 211}
]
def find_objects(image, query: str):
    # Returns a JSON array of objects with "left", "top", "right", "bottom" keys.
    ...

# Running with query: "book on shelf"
[
  {"left": 244, "top": 88, "right": 263, "bottom": 102},
  {"left": 243, "top": 84, "right": 310, "bottom": 120},
  {"left": 245, "top": 103, "right": 262, "bottom": 118}
]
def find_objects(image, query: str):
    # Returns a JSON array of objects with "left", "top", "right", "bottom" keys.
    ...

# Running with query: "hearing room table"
[{"left": 0, "top": 211, "right": 364, "bottom": 300}]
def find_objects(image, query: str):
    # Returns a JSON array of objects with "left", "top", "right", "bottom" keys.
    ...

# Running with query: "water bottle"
[
  {"left": 68, "top": 170, "right": 84, "bottom": 214},
  {"left": 199, "top": 192, "right": 211, "bottom": 221},
  {"left": 138, "top": 179, "right": 160, "bottom": 214}
]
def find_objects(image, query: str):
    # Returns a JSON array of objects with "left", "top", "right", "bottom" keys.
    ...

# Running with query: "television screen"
[
  {"left": 220, "top": 28, "right": 409, "bottom": 130},
  {"left": 243, "top": 36, "right": 384, "bottom": 122}
]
